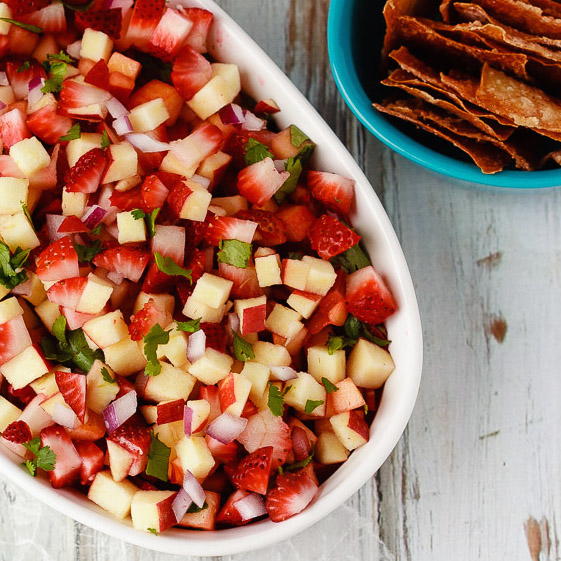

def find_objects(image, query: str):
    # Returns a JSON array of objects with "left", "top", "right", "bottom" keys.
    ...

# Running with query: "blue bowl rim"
[{"left": 327, "top": 0, "right": 561, "bottom": 189}]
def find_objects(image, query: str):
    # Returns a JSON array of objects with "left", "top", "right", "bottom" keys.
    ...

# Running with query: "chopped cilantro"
[
  {"left": 343, "top": 315, "right": 361, "bottom": 340},
  {"left": 342, "top": 314, "right": 391, "bottom": 348},
  {"left": 304, "top": 399, "right": 324, "bottom": 414},
  {"left": 217, "top": 239, "right": 252, "bottom": 268},
  {"left": 101, "top": 367, "right": 116, "bottom": 384},
  {"left": 0, "top": 243, "right": 29, "bottom": 290},
  {"left": 283, "top": 453, "right": 314, "bottom": 472},
  {"left": 331, "top": 243, "right": 371, "bottom": 273},
  {"left": 131, "top": 209, "right": 146, "bottom": 220},
  {"left": 41, "top": 59, "right": 67, "bottom": 94},
  {"left": 100, "top": 130, "right": 110, "bottom": 148},
  {"left": 274, "top": 157, "right": 302, "bottom": 204},
  {"left": 289, "top": 125, "right": 309, "bottom": 148},
  {"left": 327, "top": 335, "right": 346, "bottom": 355},
  {"left": 186, "top": 501, "right": 208, "bottom": 513},
  {"left": 90, "top": 224, "right": 102, "bottom": 236},
  {"left": 143, "top": 324, "right": 170, "bottom": 377},
  {"left": 233, "top": 332, "right": 255, "bottom": 362},
  {"left": 147, "top": 528, "right": 159, "bottom": 535},
  {"left": 0, "top": 18, "right": 42, "bottom": 34},
  {"left": 47, "top": 51, "right": 73, "bottom": 64},
  {"left": 176, "top": 318, "right": 201, "bottom": 333},
  {"left": 244, "top": 137, "right": 273, "bottom": 165},
  {"left": 131, "top": 208, "right": 159, "bottom": 238},
  {"left": 362, "top": 325, "right": 391, "bottom": 348},
  {"left": 23, "top": 437, "right": 56, "bottom": 476},
  {"left": 21, "top": 202, "right": 32, "bottom": 225},
  {"left": 17, "top": 61, "right": 30, "bottom": 73},
  {"left": 52, "top": 315, "right": 67, "bottom": 345},
  {"left": 60, "top": 123, "right": 81, "bottom": 142},
  {"left": 321, "top": 377, "right": 339, "bottom": 393},
  {"left": 74, "top": 239, "right": 103, "bottom": 263},
  {"left": 154, "top": 252, "right": 192, "bottom": 281},
  {"left": 145, "top": 432, "right": 170, "bottom": 482},
  {"left": 267, "top": 384, "right": 284, "bottom": 417}
]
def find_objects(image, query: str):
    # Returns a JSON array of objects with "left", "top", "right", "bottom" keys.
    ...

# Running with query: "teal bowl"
[{"left": 327, "top": 0, "right": 561, "bottom": 188}]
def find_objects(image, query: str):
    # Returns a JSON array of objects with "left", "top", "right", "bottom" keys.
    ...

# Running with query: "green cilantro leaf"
[
  {"left": 244, "top": 137, "right": 273, "bottom": 165},
  {"left": 60, "top": 123, "right": 81, "bottom": 142},
  {"left": 23, "top": 437, "right": 56, "bottom": 476},
  {"left": 52, "top": 315, "right": 67, "bottom": 345},
  {"left": 0, "top": 242, "right": 29, "bottom": 290},
  {"left": 74, "top": 240, "right": 103, "bottom": 263},
  {"left": 364, "top": 403, "right": 369, "bottom": 415},
  {"left": 267, "top": 384, "right": 284, "bottom": 417},
  {"left": 186, "top": 501, "right": 208, "bottom": 513},
  {"left": 147, "top": 208, "right": 160, "bottom": 238},
  {"left": 176, "top": 318, "right": 201, "bottom": 333},
  {"left": 342, "top": 314, "right": 391, "bottom": 348},
  {"left": 327, "top": 335, "right": 346, "bottom": 355},
  {"left": 47, "top": 51, "right": 73, "bottom": 64},
  {"left": 17, "top": 61, "right": 30, "bottom": 73},
  {"left": 321, "top": 377, "right": 339, "bottom": 393},
  {"left": 283, "top": 453, "right": 314, "bottom": 472},
  {"left": 304, "top": 399, "right": 324, "bottom": 414},
  {"left": 343, "top": 315, "right": 361, "bottom": 340},
  {"left": 331, "top": 243, "right": 371, "bottom": 274},
  {"left": 145, "top": 432, "right": 170, "bottom": 482},
  {"left": 154, "top": 252, "right": 192, "bottom": 281},
  {"left": 101, "top": 366, "right": 116, "bottom": 384},
  {"left": 217, "top": 239, "right": 252, "bottom": 269},
  {"left": 68, "top": 329, "right": 104, "bottom": 372},
  {"left": 41, "top": 60, "right": 67, "bottom": 94},
  {"left": 0, "top": 18, "right": 42, "bottom": 34},
  {"left": 21, "top": 202, "right": 32, "bottom": 226},
  {"left": 274, "top": 157, "right": 302, "bottom": 204},
  {"left": 233, "top": 332, "right": 254, "bottom": 362},
  {"left": 289, "top": 125, "right": 309, "bottom": 148},
  {"left": 362, "top": 325, "right": 391, "bottom": 348},
  {"left": 143, "top": 324, "right": 170, "bottom": 377},
  {"left": 147, "top": 528, "right": 159, "bottom": 535},
  {"left": 131, "top": 208, "right": 146, "bottom": 220},
  {"left": 24, "top": 459, "right": 36, "bottom": 476},
  {"left": 90, "top": 224, "right": 102, "bottom": 236},
  {"left": 100, "top": 130, "right": 110, "bottom": 148}
]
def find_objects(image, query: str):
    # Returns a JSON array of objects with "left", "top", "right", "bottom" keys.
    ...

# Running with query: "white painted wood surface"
[{"left": 0, "top": 1, "right": 558, "bottom": 560}]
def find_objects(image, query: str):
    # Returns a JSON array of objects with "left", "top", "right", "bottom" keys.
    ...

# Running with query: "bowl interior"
[{"left": 328, "top": 0, "right": 561, "bottom": 189}]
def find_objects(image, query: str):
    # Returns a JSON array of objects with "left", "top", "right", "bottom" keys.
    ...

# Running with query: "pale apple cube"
[
  {"left": 67, "top": 133, "right": 102, "bottom": 167},
  {"left": 104, "top": 337, "right": 147, "bottom": 376},
  {"left": 0, "top": 85, "right": 14, "bottom": 106},
  {"left": 1, "top": 346, "right": 49, "bottom": 389},
  {"left": 103, "top": 142, "right": 138, "bottom": 184},
  {"left": 30, "top": 372, "right": 58, "bottom": 398},
  {"left": 0, "top": 395, "right": 21, "bottom": 431},
  {"left": 117, "top": 211, "right": 146, "bottom": 244},
  {"left": 0, "top": 3, "right": 12, "bottom": 34},
  {"left": 9, "top": 137, "right": 50, "bottom": 177},
  {"left": 156, "top": 327, "right": 189, "bottom": 368},
  {"left": 35, "top": 300, "right": 60, "bottom": 332},
  {"left": 0, "top": 213, "right": 40, "bottom": 251},
  {"left": 330, "top": 412, "right": 368, "bottom": 451},
  {"left": 284, "top": 372, "right": 326, "bottom": 416},
  {"left": 210, "top": 195, "right": 248, "bottom": 215},
  {"left": 221, "top": 373, "right": 251, "bottom": 417},
  {"left": 80, "top": 28, "right": 113, "bottom": 62},
  {"left": 179, "top": 181, "right": 212, "bottom": 222},
  {"left": 160, "top": 151, "right": 197, "bottom": 178},
  {"left": 108, "top": 52, "right": 141, "bottom": 80},
  {"left": 83, "top": 310, "right": 128, "bottom": 349},
  {"left": 316, "top": 431, "right": 349, "bottom": 464},
  {"left": 0, "top": 177, "right": 28, "bottom": 215},
  {"left": 307, "top": 345, "right": 346, "bottom": 384},
  {"left": 153, "top": 420, "right": 184, "bottom": 448},
  {"left": 266, "top": 303, "right": 303, "bottom": 339},
  {"left": 182, "top": 295, "right": 225, "bottom": 323},
  {"left": 302, "top": 256, "right": 337, "bottom": 296},
  {"left": 0, "top": 284, "right": 9, "bottom": 301},
  {"left": 0, "top": 297, "right": 23, "bottom": 324},
  {"left": 185, "top": 399, "right": 211, "bottom": 434},
  {"left": 114, "top": 174, "right": 141, "bottom": 192},
  {"left": 191, "top": 273, "right": 232, "bottom": 310},
  {"left": 188, "top": 348, "right": 233, "bottom": 385},
  {"left": 76, "top": 273, "right": 113, "bottom": 315},
  {"left": 175, "top": 435, "right": 215, "bottom": 479},
  {"left": 62, "top": 189, "right": 87, "bottom": 217},
  {"left": 88, "top": 471, "right": 138, "bottom": 520},
  {"left": 129, "top": 98, "right": 170, "bottom": 133},
  {"left": 133, "top": 292, "right": 175, "bottom": 315},
  {"left": 86, "top": 360, "right": 120, "bottom": 414},
  {"left": 143, "top": 362, "right": 195, "bottom": 402},
  {"left": 347, "top": 338, "right": 395, "bottom": 389},
  {"left": 40, "top": 393, "right": 77, "bottom": 425},
  {"left": 240, "top": 361, "right": 269, "bottom": 404},
  {"left": 287, "top": 290, "right": 321, "bottom": 319},
  {"left": 255, "top": 254, "right": 281, "bottom": 287},
  {"left": 282, "top": 259, "right": 310, "bottom": 291},
  {"left": 21, "top": 272, "right": 46, "bottom": 307},
  {"left": 131, "top": 490, "right": 176, "bottom": 533},
  {"left": 252, "top": 341, "right": 291, "bottom": 367}
]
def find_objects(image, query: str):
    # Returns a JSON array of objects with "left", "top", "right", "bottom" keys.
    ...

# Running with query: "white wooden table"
[{"left": 1, "top": 2, "right": 558, "bottom": 560}]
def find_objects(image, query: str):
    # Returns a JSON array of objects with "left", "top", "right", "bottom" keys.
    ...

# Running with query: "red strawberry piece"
[
  {"left": 0, "top": 316, "right": 31, "bottom": 365},
  {"left": 218, "top": 263, "right": 263, "bottom": 299},
  {"left": 237, "top": 158, "right": 289, "bottom": 206},
  {"left": 85, "top": 59, "right": 110, "bottom": 90},
  {"left": 59, "top": 80, "right": 112, "bottom": 111},
  {"left": 2, "top": 420, "right": 32, "bottom": 444},
  {"left": 40, "top": 424, "right": 82, "bottom": 488},
  {"left": 236, "top": 209, "right": 287, "bottom": 246},
  {"left": 62, "top": 307, "right": 103, "bottom": 331},
  {"left": 140, "top": 174, "right": 169, "bottom": 210},
  {"left": 134, "top": 125, "right": 169, "bottom": 171},
  {"left": 149, "top": 8, "right": 194, "bottom": 60},
  {"left": 308, "top": 215, "right": 361, "bottom": 260},
  {"left": 93, "top": 247, "right": 150, "bottom": 283},
  {"left": 6, "top": 0, "right": 49, "bottom": 17},
  {"left": 179, "top": 7, "right": 213, "bottom": 53},
  {"left": 188, "top": 248, "right": 206, "bottom": 282},
  {"left": 21, "top": 2, "right": 66, "bottom": 33},
  {"left": 128, "top": 298, "right": 170, "bottom": 341},
  {"left": 5, "top": 383, "right": 36, "bottom": 406},
  {"left": 108, "top": 71, "right": 135, "bottom": 102},
  {"left": 345, "top": 265, "right": 397, "bottom": 326},
  {"left": 241, "top": 400, "right": 259, "bottom": 419},
  {"left": 116, "top": 375, "right": 136, "bottom": 399},
  {"left": 107, "top": 414, "right": 151, "bottom": 476},
  {"left": 55, "top": 371, "right": 87, "bottom": 422},
  {"left": 36, "top": 236, "right": 80, "bottom": 281},
  {"left": 255, "top": 99, "right": 280, "bottom": 114},
  {"left": 75, "top": 8, "right": 122, "bottom": 40},
  {"left": 109, "top": 186, "right": 143, "bottom": 211},
  {"left": 6, "top": 61, "right": 46, "bottom": 100},
  {"left": 141, "top": 261, "right": 174, "bottom": 293},
  {"left": 0, "top": 107, "right": 31, "bottom": 148},
  {"left": 171, "top": 45, "right": 212, "bottom": 100},
  {"left": 65, "top": 148, "right": 107, "bottom": 194},
  {"left": 126, "top": 0, "right": 166, "bottom": 49},
  {"left": 231, "top": 446, "right": 273, "bottom": 495},
  {"left": 223, "top": 130, "right": 276, "bottom": 169},
  {"left": 204, "top": 215, "right": 257, "bottom": 246},
  {"left": 307, "top": 271, "right": 347, "bottom": 335},
  {"left": 74, "top": 440, "right": 104, "bottom": 486},
  {"left": 27, "top": 104, "right": 73, "bottom": 145},
  {"left": 265, "top": 469, "right": 318, "bottom": 522},
  {"left": 167, "top": 179, "right": 194, "bottom": 218},
  {"left": 201, "top": 322, "right": 228, "bottom": 353},
  {"left": 237, "top": 409, "right": 291, "bottom": 469},
  {"left": 276, "top": 205, "right": 316, "bottom": 242},
  {"left": 47, "top": 277, "right": 87, "bottom": 310},
  {"left": 68, "top": 410, "right": 106, "bottom": 441},
  {"left": 216, "top": 489, "right": 251, "bottom": 526},
  {"left": 57, "top": 216, "right": 89, "bottom": 234},
  {"left": 307, "top": 171, "right": 355, "bottom": 216}
]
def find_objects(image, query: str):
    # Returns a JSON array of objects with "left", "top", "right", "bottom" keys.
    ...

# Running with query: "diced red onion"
[
  {"left": 66, "top": 40, "right": 81, "bottom": 59},
  {"left": 234, "top": 493, "right": 267, "bottom": 521},
  {"left": 12, "top": 278, "right": 32, "bottom": 296},
  {"left": 227, "top": 313, "right": 240, "bottom": 334},
  {"left": 273, "top": 159, "right": 287, "bottom": 172},
  {"left": 28, "top": 78, "right": 44, "bottom": 107},
  {"left": 191, "top": 174, "right": 210, "bottom": 189},
  {"left": 183, "top": 405, "right": 193, "bottom": 437},
  {"left": 106, "top": 96, "right": 129, "bottom": 118},
  {"left": 219, "top": 103, "right": 245, "bottom": 125},
  {"left": 52, "top": 403, "right": 78, "bottom": 429},
  {"left": 270, "top": 366, "right": 298, "bottom": 381},
  {"left": 172, "top": 488, "right": 192, "bottom": 523},
  {"left": 113, "top": 115, "right": 133, "bottom": 136},
  {"left": 206, "top": 413, "right": 248, "bottom": 444},
  {"left": 187, "top": 329, "right": 206, "bottom": 363},
  {"left": 103, "top": 390, "right": 137, "bottom": 433},
  {"left": 46, "top": 214, "right": 65, "bottom": 241},
  {"left": 242, "top": 110, "right": 266, "bottom": 131},
  {"left": 82, "top": 205, "right": 106, "bottom": 229},
  {"left": 0, "top": 71, "right": 8, "bottom": 86},
  {"left": 126, "top": 133, "right": 170, "bottom": 153},
  {"left": 183, "top": 470, "right": 206, "bottom": 508},
  {"left": 28, "top": 76, "right": 42, "bottom": 91},
  {"left": 106, "top": 271, "right": 124, "bottom": 285}
]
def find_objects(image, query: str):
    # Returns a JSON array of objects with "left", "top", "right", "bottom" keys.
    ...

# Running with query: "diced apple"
[
  {"left": 0, "top": 395, "right": 21, "bottom": 431},
  {"left": 327, "top": 378, "right": 366, "bottom": 415},
  {"left": 0, "top": 213, "right": 40, "bottom": 251},
  {"left": 18, "top": 394, "right": 53, "bottom": 435},
  {"left": 329, "top": 410, "right": 369, "bottom": 451},
  {"left": 266, "top": 303, "right": 303, "bottom": 340},
  {"left": 0, "top": 297, "right": 23, "bottom": 324},
  {"left": 234, "top": 296, "right": 266, "bottom": 335},
  {"left": 188, "top": 348, "right": 233, "bottom": 385},
  {"left": 62, "top": 189, "right": 87, "bottom": 217},
  {"left": 0, "top": 345, "right": 49, "bottom": 389},
  {"left": 107, "top": 439, "right": 134, "bottom": 482},
  {"left": 117, "top": 211, "right": 147, "bottom": 244},
  {"left": 76, "top": 273, "right": 114, "bottom": 315},
  {"left": 0, "top": 3, "right": 12, "bottom": 35},
  {"left": 210, "top": 194, "right": 247, "bottom": 215},
  {"left": 35, "top": 300, "right": 60, "bottom": 332},
  {"left": 182, "top": 295, "right": 225, "bottom": 323},
  {"left": 191, "top": 273, "right": 232, "bottom": 310},
  {"left": 315, "top": 431, "right": 349, "bottom": 464},
  {"left": 102, "top": 142, "right": 138, "bottom": 184},
  {"left": 153, "top": 420, "right": 184, "bottom": 448},
  {"left": 307, "top": 345, "right": 346, "bottom": 384},
  {"left": 83, "top": 310, "right": 128, "bottom": 349},
  {"left": 240, "top": 361, "right": 269, "bottom": 404},
  {"left": 176, "top": 180, "right": 212, "bottom": 221},
  {"left": 86, "top": 360, "right": 120, "bottom": 414},
  {"left": 0, "top": 177, "right": 28, "bottom": 214},
  {"left": 80, "top": 28, "right": 113, "bottom": 62},
  {"left": 175, "top": 435, "right": 215, "bottom": 479},
  {"left": 133, "top": 292, "right": 175, "bottom": 316},
  {"left": 0, "top": 85, "right": 14, "bottom": 106},
  {"left": 218, "top": 372, "right": 251, "bottom": 417},
  {"left": 156, "top": 325, "right": 189, "bottom": 368},
  {"left": 29, "top": 371, "right": 58, "bottom": 398},
  {"left": 88, "top": 470, "right": 138, "bottom": 519},
  {"left": 114, "top": 174, "right": 141, "bottom": 192},
  {"left": 9, "top": 137, "right": 50, "bottom": 177},
  {"left": 129, "top": 98, "right": 170, "bottom": 133},
  {"left": 104, "top": 337, "right": 146, "bottom": 376},
  {"left": 185, "top": 399, "right": 211, "bottom": 434},
  {"left": 287, "top": 290, "right": 321, "bottom": 319},
  {"left": 302, "top": 256, "right": 337, "bottom": 296},
  {"left": 143, "top": 362, "right": 195, "bottom": 402},
  {"left": 40, "top": 392, "right": 78, "bottom": 429},
  {"left": 255, "top": 253, "right": 281, "bottom": 287},
  {"left": 108, "top": 52, "right": 141, "bottom": 80},
  {"left": 347, "top": 338, "right": 395, "bottom": 389},
  {"left": 131, "top": 490, "right": 177, "bottom": 533},
  {"left": 21, "top": 272, "right": 46, "bottom": 306},
  {"left": 178, "top": 490, "right": 220, "bottom": 530},
  {"left": 284, "top": 372, "right": 326, "bottom": 416},
  {"left": 282, "top": 259, "right": 310, "bottom": 291},
  {"left": 66, "top": 133, "right": 102, "bottom": 167},
  {"left": 252, "top": 341, "right": 291, "bottom": 367}
]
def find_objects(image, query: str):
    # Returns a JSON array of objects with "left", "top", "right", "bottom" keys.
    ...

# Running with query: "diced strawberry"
[
  {"left": 255, "top": 99, "right": 280, "bottom": 114},
  {"left": 126, "top": 0, "right": 166, "bottom": 49},
  {"left": 47, "top": 277, "right": 87, "bottom": 309},
  {"left": 57, "top": 216, "right": 89, "bottom": 234},
  {"left": 167, "top": 179, "right": 193, "bottom": 218},
  {"left": 237, "top": 409, "right": 291, "bottom": 469},
  {"left": 276, "top": 205, "right": 316, "bottom": 242},
  {"left": 59, "top": 80, "right": 112, "bottom": 111},
  {"left": 204, "top": 215, "right": 258, "bottom": 246},
  {"left": 93, "top": 247, "right": 150, "bottom": 282},
  {"left": 7, "top": 24, "right": 38, "bottom": 56},
  {"left": 40, "top": 424, "right": 82, "bottom": 488},
  {"left": 128, "top": 298, "right": 170, "bottom": 341},
  {"left": 265, "top": 469, "right": 318, "bottom": 522},
  {"left": 129, "top": 81, "right": 183, "bottom": 127},
  {"left": 21, "top": 2, "right": 66, "bottom": 33},
  {"left": 36, "top": 237, "right": 80, "bottom": 281},
  {"left": 346, "top": 266, "right": 397, "bottom": 326},
  {"left": 31, "top": 143, "right": 60, "bottom": 190},
  {"left": 2, "top": 420, "right": 32, "bottom": 444},
  {"left": 74, "top": 440, "right": 104, "bottom": 486},
  {"left": 241, "top": 400, "right": 259, "bottom": 419},
  {"left": 186, "top": 247, "right": 205, "bottom": 283},
  {"left": 27, "top": 104, "right": 73, "bottom": 145},
  {"left": 67, "top": 410, "right": 106, "bottom": 441},
  {"left": 55, "top": 371, "right": 87, "bottom": 423},
  {"left": 6, "top": 0, "right": 49, "bottom": 16},
  {"left": 170, "top": 123, "right": 223, "bottom": 172},
  {"left": 5, "top": 383, "right": 36, "bottom": 406},
  {"left": 237, "top": 158, "right": 289, "bottom": 206},
  {"left": 223, "top": 130, "right": 276, "bottom": 169},
  {"left": 179, "top": 7, "right": 213, "bottom": 53},
  {"left": 108, "top": 70, "right": 134, "bottom": 101},
  {"left": 65, "top": 148, "right": 107, "bottom": 194},
  {"left": 307, "top": 272, "right": 347, "bottom": 335},
  {"left": 201, "top": 322, "right": 228, "bottom": 353},
  {"left": 135, "top": 125, "right": 169, "bottom": 171},
  {"left": 109, "top": 186, "right": 142, "bottom": 211},
  {"left": 231, "top": 446, "right": 273, "bottom": 495},
  {"left": 5, "top": 61, "right": 45, "bottom": 100},
  {"left": 0, "top": 107, "right": 31, "bottom": 148},
  {"left": 149, "top": 7, "right": 193, "bottom": 60},
  {"left": 307, "top": 171, "right": 355, "bottom": 216},
  {"left": 218, "top": 263, "right": 263, "bottom": 299},
  {"left": 62, "top": 307, "right": 102, "bottom": 330},
  {"left": 0, "top": 315, "right": 32, "bottom": 365},
  {"left": 216, "top": 489, "right": 251, "bottom": 526},
  {"left": 308, "top": 215, "right": 361, "bottom": 260},
  {"left": 107, "top": 414, "right": 151, "bottom": 476},
  {"left": 85, "top": 59, "right": 110, "bottom": 90},
  {"left": 236, "top": 209, "right": 287, "bottom": 246},
  {"left": 171, "top": 45, "right": 212, "bottom": 100},
  {"left": 141, "top": 262, "right": 173, "bottom": 293},
  {"left": 140, "top": 174, "right": 168, "bottom": 210},
  {"left": 75, "top": 8, "right": 122, "bottom": 40}
]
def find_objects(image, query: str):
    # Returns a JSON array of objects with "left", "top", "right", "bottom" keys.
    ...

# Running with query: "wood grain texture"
[{"left": 1, "top": 1, "right": 560, "bottom": 560}]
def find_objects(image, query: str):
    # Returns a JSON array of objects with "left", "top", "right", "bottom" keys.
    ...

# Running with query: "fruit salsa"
[{"left": 0, "top": 0, "right": 398, "bottom": 532}]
